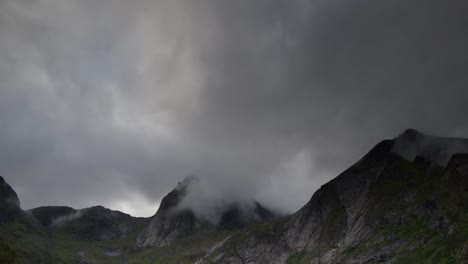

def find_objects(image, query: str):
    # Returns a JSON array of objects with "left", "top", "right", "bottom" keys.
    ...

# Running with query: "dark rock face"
[
  {"left": 284, "top": 140, "right": 395, "bottom": 252},
  {"left": 2, "top": 129, "right": 467, "bottom": 263},
  {"left": 209, "top": 130, "right": 468, "bottom": 263},
  {"left": 0, "top": 176, "right": 23, "bottom": 223},
  {"left": 137, "top": 179, "right": 198, "bottom": 247},
  {"left": 137, "top": 178, "right": 276, "bottom": 247}
]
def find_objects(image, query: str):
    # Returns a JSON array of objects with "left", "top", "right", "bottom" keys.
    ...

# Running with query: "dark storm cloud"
[
  {"left": 178, "top": 0, "right": 468, "bottom": 212},
  {"left": 0, "top": 0, "right": 467, "bottom": 216}
]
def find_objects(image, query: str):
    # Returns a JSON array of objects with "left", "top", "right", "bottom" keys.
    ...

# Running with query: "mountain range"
[{"left": 0, "top": 129, "right": 467, "bottom": 263}]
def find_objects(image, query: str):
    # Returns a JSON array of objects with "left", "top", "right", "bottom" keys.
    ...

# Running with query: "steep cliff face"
[
  {"left": 284, "top": 140, "right": 394, "bottom": 253},
  {"left": 208, "top": 140, "right": 395, "bottom": 264},
  {"left": 206, "top": 130, "right": 468, "bottom": 263},
  {"left": 0, "top": 176, "right": 23, "bottom": 223},
  {"left": 136, "top": 179, "right": 198, "bottom": 247}
]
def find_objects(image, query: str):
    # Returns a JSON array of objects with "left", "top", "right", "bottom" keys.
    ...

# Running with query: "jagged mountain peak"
[
  {"left": 155, "top": 176, "right": 195, "bottom": 214},
  {"left": 1, "top": 131, "right": 468, "bottom": 263},
  {"left": 215, "top": 131, "right": 468, "bottom": 263},
  {"left": 137, "top": 176, "right": 277, "bottom": 247}
]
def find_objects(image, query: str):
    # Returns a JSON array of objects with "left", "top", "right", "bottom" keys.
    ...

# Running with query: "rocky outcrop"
[
  {"left": 136, "top": 179, "right": 198, "bottom": 247},
  {"left": 1, "top": 129, "right": 467, "bottom": 263},
  {"left": 285, "top": 139, "right": 394, "bottom": 252},
  {"left": 0, "top": 176, "right": 23, "bottom": 223},
  {"left": 137, "top": 177, "right": 277, "bottom": 247},
  {"left": 212, "top": 140, "right": 395, "bottom": 263},
  {"left": 207, "top": 129, "right": 468, "bottom": 263},
  {"left": 282, "top": 130, "right": 468, "bottom": 262}
]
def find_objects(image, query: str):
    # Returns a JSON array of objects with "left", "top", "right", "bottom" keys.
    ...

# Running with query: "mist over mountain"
[
  {"left": 1, "top": 0, "right": 468, "bottom": 263},
  {"left": 392, "top": 129, "right": 468, "bottom": 166},
  {"left": 1, "top": 129, "right": 467, "bottom": 263},
  {"left": 137, "top": 176, "right": 277, "bottom": 247},
  {"left": 1, "top": 0, "right": 468, "bottom": 218}
]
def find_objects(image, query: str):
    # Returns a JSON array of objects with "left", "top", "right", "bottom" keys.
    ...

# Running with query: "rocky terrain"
[
  {"left": 137, "top": 177, "right": 276, "bottom": 248},
  {"left": 199, "top": 129, "right": 468, "bottom": 263},
  {"left": 0, "top": 176, "right": 23, "bottom": 223},
  {"left": 0, "top": 129, "right": 467, "bottom": 263}
]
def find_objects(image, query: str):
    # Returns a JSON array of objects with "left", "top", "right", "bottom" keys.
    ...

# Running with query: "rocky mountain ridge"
[
  {"left": 0, "top": 129, "right": 467, "bottom": 263},
  {"left": 200, "top": 129, "right": 468, "bottom": 263},
  {"left": 0, "top": 169, "right": 277, "bottom": 263}
]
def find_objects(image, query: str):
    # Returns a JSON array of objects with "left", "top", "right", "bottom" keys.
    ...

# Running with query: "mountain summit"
[
  {"left": 205, "top": 129, "right": 468, "bottom": 263},
  {"left": 137, "top": 176, "right": 276, "bottom": 247},
  {"left": 0, "top": 129, "right": 467, "bottom": 263}
]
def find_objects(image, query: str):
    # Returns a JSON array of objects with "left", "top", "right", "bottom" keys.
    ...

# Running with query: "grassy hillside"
[
  {"left": 0, "top": 219, "right": 236, "bottom": 264},
  {"left": 0, "top": 221, "right": 57, "bottom": 264}
]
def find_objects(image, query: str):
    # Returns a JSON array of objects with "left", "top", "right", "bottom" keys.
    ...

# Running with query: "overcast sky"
[{"left": 1, "top": 0, "right": 467, "bottom": 217}]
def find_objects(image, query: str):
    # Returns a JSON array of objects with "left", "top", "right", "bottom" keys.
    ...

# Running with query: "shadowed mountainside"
[
  {"left": 0, "top": 176, "right": 23, "bottom": 223},
  {"left": 137, "top": 177, "right": 277, "bottom": 247},
  {"left": 204, "top": 129, "right": 468, "bottom": 263},
  {"left": 0, "top": 129, "right": 467, "bottom": 263}
]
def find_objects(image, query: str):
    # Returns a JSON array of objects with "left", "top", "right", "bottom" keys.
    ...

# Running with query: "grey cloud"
[
  {"left": 175, "top": 0, "right": 468, "bottom": 212},
  {"left": 0, "top": 0, "right": 467, "bottom": 216}
]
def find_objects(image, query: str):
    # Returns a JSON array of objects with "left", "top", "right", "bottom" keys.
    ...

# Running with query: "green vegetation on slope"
[
  {"left": 0, "top": 236, "right": 17, "bottom": 264},
  {"left": 0, "top": 221, "right": 57, "bottom": 264},
  {"left": 1, "top": 151, "right": 467, "bottom": 263},
  {"left": 340, "top": 158, "right": 468, "bottom": 263},
  {"left": 285, "top": 251, "right": 308, "bottom": 264},
  {"left": 0, "top": 218, "right": 235, "bottom": 264},
  {"left": 51, "top": 225, "right": 234, "bottom": 264}
]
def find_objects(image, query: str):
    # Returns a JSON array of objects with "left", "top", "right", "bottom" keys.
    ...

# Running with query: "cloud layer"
[{"left": 1, "top": 0, "right": 467, "bottom": 216}]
